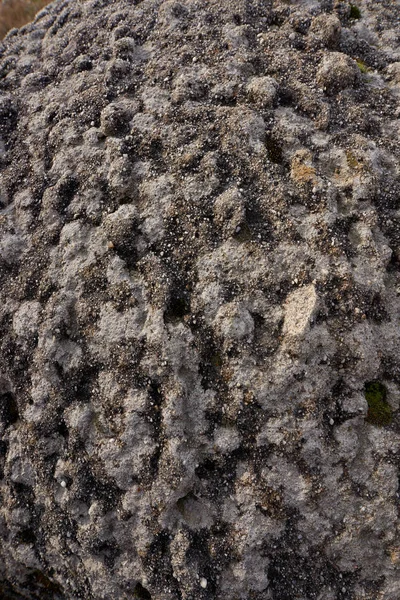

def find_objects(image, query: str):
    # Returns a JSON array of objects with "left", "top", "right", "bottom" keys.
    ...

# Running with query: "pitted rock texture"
[{"left": 0, "top": 0, "right": 400, "bottom": 599}]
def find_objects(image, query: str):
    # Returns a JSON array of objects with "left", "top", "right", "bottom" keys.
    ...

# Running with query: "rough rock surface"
[{"left": 0, "top": 0, "right": 400, "bottom": 598}]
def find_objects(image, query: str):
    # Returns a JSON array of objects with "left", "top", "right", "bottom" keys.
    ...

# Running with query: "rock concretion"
[{"left": 0, "top": 0, "right": 400, "bottom": 599}]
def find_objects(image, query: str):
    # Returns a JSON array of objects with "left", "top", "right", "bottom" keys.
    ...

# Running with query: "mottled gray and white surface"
[{"left": 0, "top": 0, "right": 400, "bottom": 598}]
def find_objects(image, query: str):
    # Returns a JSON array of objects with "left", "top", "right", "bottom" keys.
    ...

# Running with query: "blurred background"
[{"left": 0, "top": 0, "right": 52, "bottom": 39}]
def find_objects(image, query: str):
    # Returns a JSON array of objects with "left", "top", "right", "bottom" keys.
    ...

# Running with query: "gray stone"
[{"left": 0, "top": 0, "right": 399, "bottom": 599}]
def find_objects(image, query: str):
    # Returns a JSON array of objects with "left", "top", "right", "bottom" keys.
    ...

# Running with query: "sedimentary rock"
[{"left": 0, "top": 0, "right": 399, "bottom": 598}]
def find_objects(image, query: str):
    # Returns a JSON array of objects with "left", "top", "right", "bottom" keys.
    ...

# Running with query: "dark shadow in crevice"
[
  {"left": 133, "top": 582, "right": 152, "bottom": 599},
  {"left": 0, "top": 391, "right": 19, "bottom": 427}
]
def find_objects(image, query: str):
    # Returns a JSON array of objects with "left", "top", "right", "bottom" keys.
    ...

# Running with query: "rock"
[
  {"left": 282, "top": 284, "right": 318, "bottom": 339},
  {"left": 246, "top": 75, "right": 278, "bottom": 107},
  {"left": 317, "top": 51, "right": 360, "bottom": 94},
  {"left": 213, "top": 187, "right": 246, "bottom": 239},
  {"left": 309, "top": 13, "right": 342, "bottom": 49},
  {"left": 0, "top": 0, "right": 399, "bottom": 599},
  {"left": 100, "top": 101, "right": 134, "bottom": 137}
]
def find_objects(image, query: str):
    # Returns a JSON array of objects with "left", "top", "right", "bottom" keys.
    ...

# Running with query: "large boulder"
[{"left": 0, "top": 0, "right": 399, "bottom": 598}]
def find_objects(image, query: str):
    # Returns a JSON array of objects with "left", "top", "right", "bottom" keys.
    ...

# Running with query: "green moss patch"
[
  {"left": 356, "top": 59, "right": 369, "bottom": 74},
  {"left": 349, "top": 4, "right": 361, "bottom": 20},
  {"left": 365, "top": 381, "right": 392, "bottom": 426}
]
